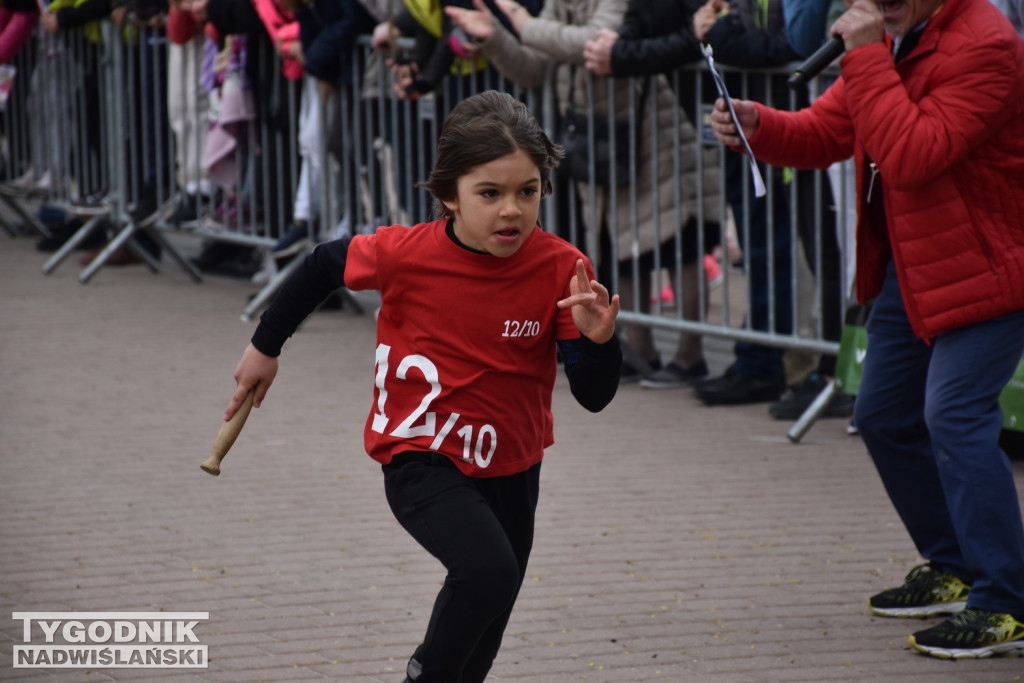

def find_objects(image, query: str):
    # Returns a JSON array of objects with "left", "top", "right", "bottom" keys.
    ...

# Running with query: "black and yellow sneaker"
[
  {"left": 868, "top": 563, "right": 970, "bottom": 617},
  {"left": 909, "top": 607, "right": 1024, "bottom": 659}
]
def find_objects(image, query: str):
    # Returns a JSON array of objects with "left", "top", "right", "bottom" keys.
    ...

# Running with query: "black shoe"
[
  {"left": 35, "top": 222, "right": 78, "bottom": 252},
  {"left": 693, "top": 368, "right": 784, "bottom": 405},
  {"left": 640, "top": 359, "right": 710, "bottom": 389},
  {"left": 168, "top": 194, "right": 199, "bottom": 224},
  {"left": 909, "top": 607, "right": 1024, "bottom": 659},
  {"left": 190, "top": 242, "right": 259, "bottom": 278},
  {"left": 68, "top": 191, "right": 110, "bottom": 218},
  {"left": 35, "top": 219, "right": 100, "bottom": 252},
  {"left": 130, "top": 187, "right": 161, "bottom": 227},
  {"left": 768, "top": 373, "right": 855, "bottom": 420},
  {"left": 271, "top": 219, "right": 312, "bottom": 257},
  {"left": 619, "top": 356, "right": 662, "bottom": 384},
  {"left": 868, "top": 563, "right": 970, "bottom": 618}
]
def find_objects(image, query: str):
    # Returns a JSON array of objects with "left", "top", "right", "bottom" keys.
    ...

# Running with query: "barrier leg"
[
  {"left": 43, "top": 214, "right": 107, "bottom": 275},
  {"left": 124, "top": 233, "right": 162, "bottom": 274},
  {"left": 787, "top": 379, "right": 837, "bottom": 443},
  {"left": 149, "top": 223, "right": 203, "bottom": 283},
  {"left": 78, "top": 222, "right": 146, "bottom": 283},
  {"left": 241, "top": 250, "right": 307, "bottom": 322},
  {"left": 0, "top": 190, "right": 54, "bottom": 239}
]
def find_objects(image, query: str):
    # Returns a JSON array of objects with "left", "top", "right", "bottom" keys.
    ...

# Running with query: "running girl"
[{"left": 223, "top": 89, "right": 622, "bottom": 682}]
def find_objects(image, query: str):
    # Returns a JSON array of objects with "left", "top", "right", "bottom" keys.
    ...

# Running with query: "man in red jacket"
[{"left": 712, "top": 0, "right": 1024, "bottom": 660}]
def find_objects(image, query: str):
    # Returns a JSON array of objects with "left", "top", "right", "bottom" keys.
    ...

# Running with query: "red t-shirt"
[{"left": 344, "top": 220, "right": 591, "bottom": 477}]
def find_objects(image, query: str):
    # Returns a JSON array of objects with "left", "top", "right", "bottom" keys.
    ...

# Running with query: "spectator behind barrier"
[
  {"left": 379, "top": 0, "right": 539, "bottom": 101},
  {"left": 164, "top": 0, "right": 214, "bottom": 225},
  {"left": 767, "top": 0, "right": 857, "bottom": 423},
  {"left": 449, "top": 0, "right": 724, "bottom": 391},
  {"left": 0, "top": 0, "right": 38, "bottom": 65},
  {"left": 689, "top": 0, "right": 801, "bottom": 407},
  {"left": 252, "top": 0, "right": 374, "bottom": 285},
  {"left": 582, "top": 0, "right": 724, "bottom": 390}
]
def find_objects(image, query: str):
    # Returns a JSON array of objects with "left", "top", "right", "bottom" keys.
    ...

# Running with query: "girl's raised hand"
[{"left": 557, "top": 259, "right": 620, "bottom": 344}]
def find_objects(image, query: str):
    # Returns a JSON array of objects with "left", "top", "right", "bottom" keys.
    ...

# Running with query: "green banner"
[
  {"left": 833, "top": 324, "right": 868, "bottom": 397},
  {"left": 1000, "top": 357, "right": 1024, "bottom": 432}
]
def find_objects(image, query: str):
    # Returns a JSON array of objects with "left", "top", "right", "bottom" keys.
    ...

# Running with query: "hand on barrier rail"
[{"left": 583, "top": 29, "right": 618, "bottom": 76}]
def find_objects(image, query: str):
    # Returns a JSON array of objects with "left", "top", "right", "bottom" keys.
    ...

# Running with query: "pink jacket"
[
  {"left": 166, "top": 6, "right": 201, "bottom": 45},
  {"left": 0, "top": 9, "right": 37, "bottom": 64},
  {"left": 250, "top": 0, "right": 303, "bottom": 80},
  {"left": 748, "top": 0, "right": 1024, "bottom": 340}
]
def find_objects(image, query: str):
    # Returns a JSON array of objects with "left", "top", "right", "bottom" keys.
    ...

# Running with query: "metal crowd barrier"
[
  {"left": 0, "top": 26, "right": 852, "bottom": 407},
  {"left": 320, "top": 49, "right": 850, "bottom": 360}
]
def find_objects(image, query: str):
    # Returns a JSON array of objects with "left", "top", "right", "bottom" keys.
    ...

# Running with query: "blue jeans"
[
  {"left": 854, "top": 259, "right": 1024, "bottom": 613},
  {"left": 726, "top": 155, "right": 793, "bottom": 381}
]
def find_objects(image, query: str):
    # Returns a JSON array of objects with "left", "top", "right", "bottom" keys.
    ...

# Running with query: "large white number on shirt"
[
  {"left": 458, "top": 424, "right": 497, "bottom": 468},
  {"left": 371, "top": 344, "right": 498, "bottom": 467},
  {"left": 390, "top": 354, "right": 441, "bottom": 438},
  {"left": 371, "top": 344, "right": 391, "bottom": 433}
]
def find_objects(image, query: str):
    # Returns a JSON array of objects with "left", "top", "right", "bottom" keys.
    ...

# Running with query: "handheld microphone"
[{"left": 788, "top": 36, "right": 845, "bottom": 90}]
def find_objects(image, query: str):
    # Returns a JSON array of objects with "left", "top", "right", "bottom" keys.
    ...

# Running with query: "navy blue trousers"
[{"left": 854, "top": 259, "right": 1024, "bottom": 613}]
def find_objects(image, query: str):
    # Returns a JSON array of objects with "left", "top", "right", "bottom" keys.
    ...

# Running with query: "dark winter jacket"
[
  {"left": 608, "top": 0, "right": 711, "bottom": 126},
  {"left": 294, "top": 0, "right": 374, "bottom": 84}
]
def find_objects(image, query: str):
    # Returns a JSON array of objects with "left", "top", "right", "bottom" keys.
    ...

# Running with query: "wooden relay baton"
[{"left": 201, "top": 389, "right": 255, "bottom": 476}]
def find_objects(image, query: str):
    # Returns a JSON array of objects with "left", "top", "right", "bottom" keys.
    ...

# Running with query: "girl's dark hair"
[{"left": 418, "top": 90, "right": 563, "bottom": 220}]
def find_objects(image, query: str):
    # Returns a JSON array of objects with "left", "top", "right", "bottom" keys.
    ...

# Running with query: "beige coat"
[{"left": 479, "top": 0, "right": 721, "bottom": 262}]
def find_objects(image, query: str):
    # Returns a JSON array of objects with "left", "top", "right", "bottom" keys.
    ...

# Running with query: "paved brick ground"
[{"left": 2, "top": 233, "right": 1023, "bottom": 682}]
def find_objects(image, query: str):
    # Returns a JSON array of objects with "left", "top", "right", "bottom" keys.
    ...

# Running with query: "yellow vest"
[
  {"left": 401, "top": 0, "right": 488, "bottom": 75},
  {"left": 47, "top": 0, "right": 139, "bottom": 44}
]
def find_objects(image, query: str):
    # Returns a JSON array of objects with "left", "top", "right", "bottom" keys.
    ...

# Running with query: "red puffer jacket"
[{"left": 747, "top": 0, "right": 1024, "bottom": 341}]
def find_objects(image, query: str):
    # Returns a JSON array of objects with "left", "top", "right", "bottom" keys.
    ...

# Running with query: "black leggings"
[{"left": 383, "top": 452, "right": 541, "bottom": 683}]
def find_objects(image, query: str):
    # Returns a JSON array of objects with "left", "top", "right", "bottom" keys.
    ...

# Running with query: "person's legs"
[
  {"left": 854, "top": 260, "right": 966, "bottom": 576},
  {"left": 620, "top": 223, "right": 709, "bottom": 380},
  {"left": 732, "top": 170, "right": 793, "bottom": 380},
  {"left": 618, "top": 267, "right": 658, "bottom": 363},
  {"left": 168, "top": 42, "right": 188, "bottom": 193},
  {"left": 925, "top": 310, "right": 1024, "bottom": 613},
  {"left": 768, "top": 169, "right": 848, "bottom": 418},
  {"left": 794, "top": 168, "right": 842, "bottom": 375},
  {"left": 169, "top": 35, "right": 209, "bottom": 204},
  {"left": 696, "top": 160, "right": 790, "bottom": 403},
  {"left": 289, "top": 76, "right": 321, "bottom": 225},
  {"left": 459, "top": 463, "right": 540, "bottom": 682},
  {"left": 384, "top": 454, "right": 538, "bottom": 683},
  {"left": 673, "top": 260, "right": 704, "bottom": 367},
  {"left": 672, "top": 216, "right": 708, "bottom": 370}
]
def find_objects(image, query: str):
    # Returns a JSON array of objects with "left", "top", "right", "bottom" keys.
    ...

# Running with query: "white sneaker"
[
  {"left": 31, "top": 170, "right": 52, "bottom": 192},
  {"left": 251, "top": 252, "right": 278, "bottom": 285},
  {"left": 9, "top": 167, "right": 36, "bottom": 190}
]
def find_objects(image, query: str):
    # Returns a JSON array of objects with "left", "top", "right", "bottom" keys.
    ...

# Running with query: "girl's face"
[{"left": 443, "top": 150, "right": 541, "bottom": 258}]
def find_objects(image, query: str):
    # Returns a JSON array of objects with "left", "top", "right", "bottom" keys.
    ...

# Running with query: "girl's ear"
[{"left": 442, "top": 198, "right": 459, "bottom": 215}]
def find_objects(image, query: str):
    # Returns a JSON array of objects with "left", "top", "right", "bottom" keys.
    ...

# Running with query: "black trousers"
[{"left": 383, "top": 452, "right": 541, "bottom": 683}]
